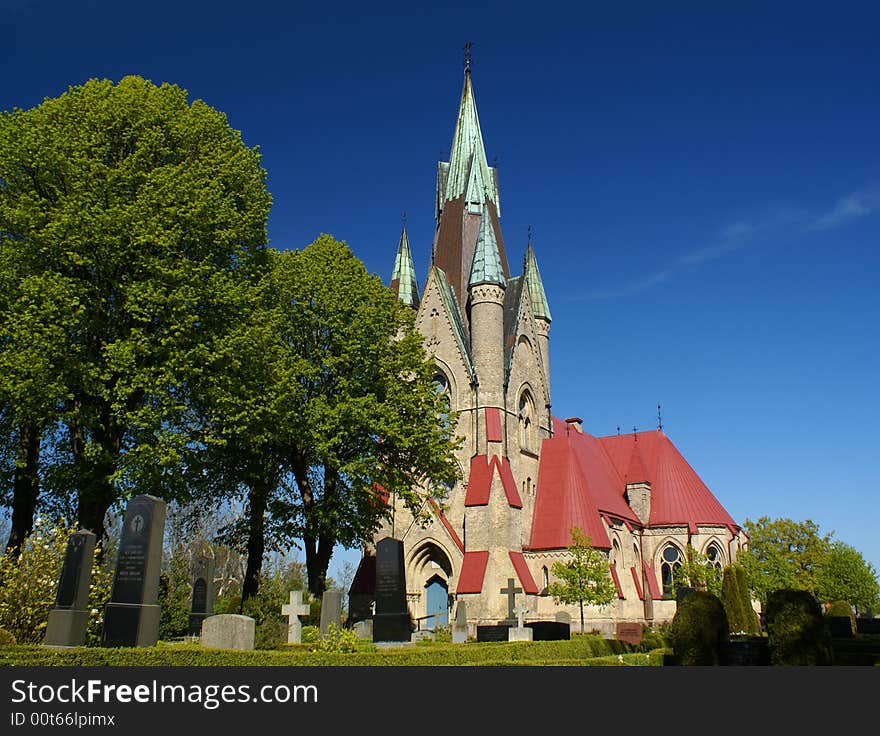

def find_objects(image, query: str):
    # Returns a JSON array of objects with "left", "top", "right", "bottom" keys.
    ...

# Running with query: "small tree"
[
  {"left": 672, "top": 545, "right": 722, "bottom": 597},
  {"left": 721, "top": 563, "right": 759, "bottom": 635},
  {"left": 547, "top": 527, "right": 617, "bottom": 633}
]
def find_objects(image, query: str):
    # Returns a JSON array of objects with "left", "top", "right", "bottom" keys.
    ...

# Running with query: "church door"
[{"left": 425, "top": 576, "right": 449, "bottom": 630}]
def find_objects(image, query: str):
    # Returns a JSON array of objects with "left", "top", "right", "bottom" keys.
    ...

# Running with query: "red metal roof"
[
  {"left": 485, "top": 407, "right": 502, "bottom": 442},
  {"left": 609, "top": 564, "right": 624, "bottom": 599},
  {"left": 456, "top": 550, "right": 489, "bottom": 593},
  {"left": 428, "top": 498, "right": 464, "bottom": 553},
  {"left": 527, "top": 431, "right": 638, "bottom": 550},
  {"left": 642, "top": 562, "right": 663, "bottom": 600},
  {"left": 464, "top": 454, "right": 522, "bottom": 508},
  {"left": 599, "top": 431, "right": 737, "bottom": 529},
  {"left": 624, "top": 441, "right": 649, "bottom": 484},
  {"left": 630, "top": 567, "right": 644, "bottom": 600},
  {"left": 508, "top": 551, "right": 538, "bottom": 594}
]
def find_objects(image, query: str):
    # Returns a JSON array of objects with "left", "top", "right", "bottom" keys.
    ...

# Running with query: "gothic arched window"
[
  {"left": 433, "top": 371, "right": 451, "bottom": 428},
  {"left": 611, "top": 539, "right": 621, "bottom": 569},
  {"left": 518, "top": 391, "right": 536, "bottom": 452},
  {"left": 706, "top": 543, "right": 723, "bottom": 572},
  {"left": 542, "top": 566, "right": 550, "bottom": 593},
  {"left": 660, "top": 544, "right": 683, "bottom": 598}
]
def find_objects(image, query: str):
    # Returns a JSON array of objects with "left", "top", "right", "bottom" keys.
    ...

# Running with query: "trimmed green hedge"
[{"left": 0, "top": 636, "right": 664, "bottom": 667}]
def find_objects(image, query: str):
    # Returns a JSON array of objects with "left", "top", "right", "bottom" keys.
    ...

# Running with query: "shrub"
[
  {"left": 722, "top": 563, "right": 759, "bottom": 635},
  {"left": 254, "top": 616, "right": 287, "bottom": 650},
  {"left": 301, "top": 625, "right": 319, "bottom": 644},
  {"left": 0, "top": 627, "right": 17, "bottom": 645},
  {"left": 669, "top": 591, "right": 729, "bottom": 665},
  {"left": 826, "top": 600, "right": 853, "bottom": 618},
  {"left": 765, "top": 589, "right": 832, "bottom": 665},
  {"left": 314, "top": 623, "right": 358, "bottom": 653}
]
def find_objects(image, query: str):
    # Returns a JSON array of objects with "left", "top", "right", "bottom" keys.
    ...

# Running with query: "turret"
[
  {"left": 523, "top": 243, "right": 551, "bottom": 388},
  {"left": 389, "top": 223, "right": 419, "bottom": 308},
  {"left": 469, "top": 209, "right": 506, "bottom": 453}
]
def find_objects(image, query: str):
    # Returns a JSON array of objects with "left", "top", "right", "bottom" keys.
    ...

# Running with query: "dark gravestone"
[
  {"left": 826, "top": 616, "right": 854, "bottom": 638},
  {"left": 319, "top": 590, "right": 344, "bottom": 638},
  {"left": 856, "top": 618, "right": 880, "bottom": 635},
  {"left": 719, "top": 637, "right": 770, "bottom": 666},
  {"left": 526, "top": 621, "right": 571, "bottom": 641},
  {"left": 616, "top": 622, "right": 644, "bottom": 645},
  {"left": 102, "top": 495, "right": 166, "bottom": 647},
  {"left": 44, "top": 531, "right": 96, "bottom": 647},
  {"left": 372, "top": 537, "right": 412, "bottom": 642},
  {"left": 187, "top": 557, "right": 215, "bottom": 636},
  {"left": 477, "top": 624, "right": 511, "bottom": 642}
]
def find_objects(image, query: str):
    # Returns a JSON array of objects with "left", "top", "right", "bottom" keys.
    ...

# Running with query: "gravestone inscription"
[
  {"left": 372, "top": 537, "right": 412, "bottom": 643},
  {"left": 101, "top": 495, "right": 166, "bottom": 647},
  {"left": 44, "top": 530, "right": 96, "bottom": 647}
]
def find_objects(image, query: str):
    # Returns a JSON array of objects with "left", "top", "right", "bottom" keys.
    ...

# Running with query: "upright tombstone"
[
  {"left": 452, "top": 599, "right": 468, "bottom": 644},
  {"left": 500, "top": 578, "right": 522, "bottom": 623},
  {"left": 200, "top": 614, "right": 255, "bottom": 651},
  {"left": 508, "top": 600, "right": 533, "bottom": 642},
  {"left": 282, "top": 590, "right": 311, "bottom": 644},
  {"left": 101, "top": 495, "right": 166, "bottom": 647},
  {"left": 372, "top": 536, "right": 412, "bottom": 643},
  {"left": 187, "top": 556, "right": 215, "bottom": 637},
  {"left": 44, "top": 531, "right": 96, "bottom": 647},
  {"left": 319, "top": 590, "right": 344, "bottom": 638}
]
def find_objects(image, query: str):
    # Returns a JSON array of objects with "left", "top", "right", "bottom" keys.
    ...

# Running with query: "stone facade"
[{"left": 354, "top": 66, "right": 747, "bottom": 632}]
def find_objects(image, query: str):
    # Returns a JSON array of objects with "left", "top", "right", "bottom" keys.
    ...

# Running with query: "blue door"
[{"left": 425, "top": 577, "right": 448, "bottom": 630}]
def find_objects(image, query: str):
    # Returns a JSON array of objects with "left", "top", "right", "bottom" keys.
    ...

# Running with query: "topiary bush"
[
  {"left": 765, "top": 589, "right": 832, "bottom": 665},
  {"left": 826, "top": 600, "right": 853, "bottom": 618},
  {"left": 722, "top": 563, "right": 760, "bottom": 635},
  {"left": 669, "top": 591, "right": 729, "bottom": 665}
]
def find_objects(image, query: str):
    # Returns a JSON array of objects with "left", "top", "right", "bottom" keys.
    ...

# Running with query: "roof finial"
[
  {"left": 402, "top": 210, "right": 407, "bottom": 228},
  {"left": 657, "top": 404, "right": 663, "bottom": 431},
  {"left": 617, "top": 426, "right": 620, "bottom": 436},
  {"left": 527, "top": 224, "right": 532, "bottom": 246},
  {"left": 464, "top": 41, "right": 473, "bottom": 74},
  {"left": 633, "top": 426, "right": 638, "bottom": 441}
]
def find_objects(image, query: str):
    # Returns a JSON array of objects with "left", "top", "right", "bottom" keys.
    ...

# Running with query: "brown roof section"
[{"left": 432, "top": 195, "right": 510, "bottom": 319}]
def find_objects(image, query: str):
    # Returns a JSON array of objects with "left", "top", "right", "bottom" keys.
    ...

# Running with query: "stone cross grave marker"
[
  {"left": 281, "top": 590, "right": 311, "bottom": 644},
  {"left": 515, "top": 600, "right": 529, "bottom": 629},
  {"left": 102, "top": 494, "right": 166, "bottom": 647},
  {"left": 500, "top": 578, "right": 522, "bottom": 621},
  {"left": 44, "top": 530, "right": 96, "bottom": 647}
]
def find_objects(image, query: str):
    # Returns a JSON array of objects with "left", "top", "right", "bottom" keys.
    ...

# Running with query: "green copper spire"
[
  {"left": 436, "top": 68, "right": 500, "bottom": 220},
  {"left": 524, "top": 243, "right": 551, "bottom": 321},
  {"left": 469, "top": 211, "right": 506, "bottom": 288},
  {"left": 390, "top": 224, "right": 419, "bottom": 307}
]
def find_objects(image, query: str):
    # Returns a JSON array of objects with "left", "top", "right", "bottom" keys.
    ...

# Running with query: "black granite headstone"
[
  {"left": 856, "top": 618, "right": 880, "bottom": 635},
  {"left": 372, "top": 537, "right": 412, "bottom": 642},
  {"left": 476, "top": 624, "right": 511, "bottom": 642},
  {"left": 719, "top": 637, "right": 770, "bottom": 666},
  {"left": 102, "top": 495, "right": 166, "bottom": 647},
  {"left": 526, "top": 621, "right": 571, "bottom": 641},
  {"left": 188, "top": 557, "right": 215, "bottom": 636},
  {"left": 44, "top": 531, "right": 96, "bottom": 647}
]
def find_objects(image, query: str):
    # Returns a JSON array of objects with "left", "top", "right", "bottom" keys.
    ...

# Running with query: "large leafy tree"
[
  {"left": 548, "top": 527, "right": 617, "bottom": 633},
  {"left": 0, "top": 76, "right": 271, "bottom": 543},
  {"left": 816, "top": 541, "right": 879, "bottom": 612},
  {"left": 198, "top": 236, "right": 461, "bottom": 600}
]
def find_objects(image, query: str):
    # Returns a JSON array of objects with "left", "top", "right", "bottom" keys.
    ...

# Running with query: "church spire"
[
  {"left": 523, "top": 242, "right": 551, "bottom": 322},
  {"left": 469, "top": 210, "right": 506, "bottom": 288},
  {"left": 437, "top": 62, "right": 500, "bottom": 219},
  {"left": 390, "top": 222, "right": 419, "bottom": 308}
]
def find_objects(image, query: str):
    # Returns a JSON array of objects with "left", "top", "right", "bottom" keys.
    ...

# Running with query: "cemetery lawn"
[{"left": 0, "top": 635, "right": 668, "bottom": 667}]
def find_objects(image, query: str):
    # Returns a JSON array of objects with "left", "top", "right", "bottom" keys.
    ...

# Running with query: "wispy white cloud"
[{"left": 579, "top": 186, "right": 877, "bottom": 300}]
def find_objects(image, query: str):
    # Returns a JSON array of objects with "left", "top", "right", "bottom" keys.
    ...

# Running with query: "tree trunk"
[
  {"left": 6, "top": 422, "right": 41, "bottom": 556},
  {"left": 303, "top": 531, "right": 336, "bottom": 600},
  {"left": 580, "top": 601, "right": 585, "bottom": 634},
  {"left": 241, "top": 481, "right": 268, "bottom": 603}
]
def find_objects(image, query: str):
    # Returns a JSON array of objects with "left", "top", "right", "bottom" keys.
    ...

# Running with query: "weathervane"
[
  {"left": 527, "top": 224, "right": 533, "bottom": 245},
  {"left": 633, "top": 426, "right": 638, "bottom": 441},
  {"left": 657, "top": 404, "right": 663, "bottom": 431},
  {"left": 464, "top": 41, "right": 474, "bottom": 73},
  {"left": 402, "top": 210, "right": 407, "bottom": 227}
]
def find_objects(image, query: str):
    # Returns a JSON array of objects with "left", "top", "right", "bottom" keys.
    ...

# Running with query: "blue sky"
[{"left": 3, "top": 1, "right": 878, "bottom": 580}]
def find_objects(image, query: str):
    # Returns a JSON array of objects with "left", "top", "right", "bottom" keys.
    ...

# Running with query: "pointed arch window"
[
  {"left": 660, "top": 545, "right": 683, "bottom": 598},
  {"left": 518, "top": 391, "right": 536, "bottom": 452},
  {"left": 434, "top": 371, "right": 451, "bottom": 429},
  {"left": 542, "top": 565, "right": 550, "bottom": 594},
  {"left": 706, "top": 543, "right": 723, "bottom": 572}
]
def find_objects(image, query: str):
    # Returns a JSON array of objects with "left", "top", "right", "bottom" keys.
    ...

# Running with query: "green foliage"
[
  {"left": 301, "top": 625, "right": 320, "bottom": 644},
  {"left": 816, "top": 542, "right": 880, "bottom": 611},
  {"left": 0, "top": 75, "right": 272, "bottom": 538},
  {"left": 0, "top": 517, "right": 71, "bottom": 643},
  {"left": 313, "top": 623, "right": 358, "bottom": 653},
  {"left": 158, "top": 548, "right": 192, "bottom": 640},
  {"left": 721, "top": 563, "right": 759, "bottom": 635},
  {"left": 765, "top": 589, "right": 832, "bottom": 665},
  {"left": 0, "top": 627, "right": 17, "bottom": 645},
  {"left": 548, "top": 527, "right": 617, "bottom": 633},
  {"left": 826, "top": 600, "right": 853, "bottom": 618},
  {"left": 84, "top": 545, "right": 114, "bottom": 647},
  {"left": 739, "top": 518, "right": 879, "bottom": 612},
  {"left": 669, "top": 591, "right": 729, "bottom": 665},
  {"left": 672, "top": 546, "right": 722, "bottom": 597}
]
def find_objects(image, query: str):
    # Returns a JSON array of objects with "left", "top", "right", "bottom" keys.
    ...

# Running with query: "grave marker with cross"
[
  {"left": 500, "top": 578, "right": 522, "bottom": 621},
  {"left": 515, "top": 600, "right": 529, "bottom": 630},
  {"left": 281, "top": 590, "right": 311, "bottom": 644}
]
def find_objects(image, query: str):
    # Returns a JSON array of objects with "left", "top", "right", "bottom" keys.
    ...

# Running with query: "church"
[{"left": 349, "top": 61, "right": 747, "bottom": 634}]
